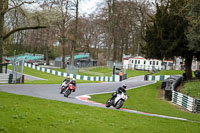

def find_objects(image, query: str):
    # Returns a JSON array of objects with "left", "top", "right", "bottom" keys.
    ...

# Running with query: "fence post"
[{"left": 8, "top": 74, "right": 13, "bottom": 84}]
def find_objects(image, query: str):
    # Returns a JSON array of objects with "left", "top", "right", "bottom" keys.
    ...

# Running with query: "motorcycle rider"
[
  {"left": 111, "top": 84, "right": 127, "bottom": 101},
  {"left": 69, "top": 78, "right": 77, "bottom": 92},
  {"left": 63, "top": 76, "right": 71, "bottom": 88},
  {"left": 60, "top": 76, "right": 70, "bottom": 94},
  {"left": 62, "top": 76, "right": 70, "bottom": 83}
]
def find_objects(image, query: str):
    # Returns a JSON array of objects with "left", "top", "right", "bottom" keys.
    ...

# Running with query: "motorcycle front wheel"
[
  {"left": 115, "top": 100, "right": 124, "bottom": 109},
  {"left": 64, "top": 89, "right": 71, "bottom": 97},
  {"left": 106, "top": 98, "right": 111, "bottom": 107},
  {"left": 60, "top": 87, "right": 65, "bottom": 94}
]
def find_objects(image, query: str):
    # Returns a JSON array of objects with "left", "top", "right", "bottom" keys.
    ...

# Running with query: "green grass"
[
  {"left": 0, "top": 91, "right": 199, "bottom": 133},
  {"left": 52, "top": 67, "right": 150, "bottom": 78},
  {"left": 126, "top": 70, "right": 150, "bottom": 78},
  {"left": 52, "top": 68, "right": 111, "bottom": 76},
  {"left": 181, "top": 80, "right": 200, "bottom": 99},
  {"left": 152, "top": 70, "right": 185, "bottom": 75},
  {"left": 91, "top": 82, "right": 200, "bottom": 122},
  {"left": 89, "top": 67, "right": 113, "bottom": 76},
  {"left": 8, "top": 66, "right": 98, "bottom": 84}
]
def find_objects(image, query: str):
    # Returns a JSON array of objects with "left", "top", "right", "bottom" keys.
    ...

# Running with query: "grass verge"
[
  {"left": 8, "top": 66, "right": 98, "bottom": 84},
  {"left": 126, "top": 70, "right": 150, "bottom": 78},
  {"left": 53, "top": 67, "right": 150, "bottom": 78},
  {"left": 52, "top": 67, "right": 112, "bottom": 77},
  {"left": 0, "top": 91, "right": 199, "bottom": 133},
  {"left": 152, "top": 70, "right": 185, "bottom": 75},
  {"left": 181, "top": 80, "right": 200, "bottom": 99},
  {"left": 91, "top": 82, "right": 200, "bottom": 121}
]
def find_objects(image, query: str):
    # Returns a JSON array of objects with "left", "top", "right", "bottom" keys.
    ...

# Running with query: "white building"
[{"left": 123, "top": 56, "right": 173, "bottom": 71}]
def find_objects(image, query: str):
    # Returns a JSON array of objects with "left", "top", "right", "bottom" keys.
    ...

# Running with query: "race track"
[
  {"left": 0, "top": 76, "right": 152, "bottom": 107},
  {"left": 0, "top": 76, "right": 198, "bottom": 123}
]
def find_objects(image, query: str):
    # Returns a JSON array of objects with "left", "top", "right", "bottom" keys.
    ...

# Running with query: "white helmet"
[{"left": 122, "top": 84, "right": 127, "bottom": 89}]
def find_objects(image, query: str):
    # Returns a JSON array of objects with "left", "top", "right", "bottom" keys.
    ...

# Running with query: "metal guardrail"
[
  {"left": 172, "top": 91, "right": 196, "bottom": 112},
  {"left": 197, "top": 99, "right": 200, "bottom": 113},
  {"left": 144, "top": 75, "right": 170, "bottom": 81},
  {"left": 145, "top": 74, "right": 199, "bottom": 113}
]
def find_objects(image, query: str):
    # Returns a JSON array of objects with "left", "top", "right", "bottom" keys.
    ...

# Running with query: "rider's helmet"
[
  {"left": 71, "top": 78, "right": 76, "bottom": 84},
  {"left": 66, "top": 76, "right": 70, "bottom": 80},
  {"left": 122, "top": 84, "right": 127, "bottom": 89}
]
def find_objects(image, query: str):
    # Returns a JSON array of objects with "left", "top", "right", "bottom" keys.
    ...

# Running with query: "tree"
[
  {"left": 186, "top": 0, "right": 200, "bottom": 54},
  {"left": 144, "top": 0, "right": 199, "bottom": 80},
  {"left": 70, "top": 0, "right": 79, "bottom": 67},
  {"left": 42, "top": 0, "right": 72, "bottom": 69},
  {"left": 0, "top": 0, "right": 47, "bottom": 72},
  {"left": 100, "top": 0, "right": 151, "bottom": 62}
]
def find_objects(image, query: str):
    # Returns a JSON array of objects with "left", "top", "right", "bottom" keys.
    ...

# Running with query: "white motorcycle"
[
  {"left": 60, "top": 81, "right": 69, "bottom": 94},
  {"left": 106, "top": 92, "right": 128, "bottom": 109}
]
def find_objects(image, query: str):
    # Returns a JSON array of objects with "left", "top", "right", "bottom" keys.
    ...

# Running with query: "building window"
[
  {"left": 132, "top": 60, "right": 134, "bottom": 63},
  {"left": 138, "top": 60, "right": 140, "bottom": 64},
  {"left": 135, "top": 60, "right": 137, "bottom": 64},
  {"left": 150, "top": 61, "right": 152, "bottom": 65},
  {"left": 153, "top": 61, "right": 155, "bottom": 65},
  {"left": 156, "top": 61, "right": 159, "bottom": 65},
  {"left": 144, "top": 61, "right": 146, "bottom": 64}
]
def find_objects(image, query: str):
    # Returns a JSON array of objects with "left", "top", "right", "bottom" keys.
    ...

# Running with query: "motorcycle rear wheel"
[
  {"left": 64, "top": 89, "right": 71, "bottom": 97},
  {"left": 115, "top": 100, "right": 124, "bottom": 109}
]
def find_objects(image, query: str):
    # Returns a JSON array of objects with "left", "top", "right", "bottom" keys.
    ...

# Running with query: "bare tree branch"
[
  {"left": 3, "top": 25, "right": 48, "bottom": 40},
  {"left": 2, "top": 0, "right": 9, "bottom": 14},
  {"left": 7, "top": 1, "right": 34, "bottom": 13}
]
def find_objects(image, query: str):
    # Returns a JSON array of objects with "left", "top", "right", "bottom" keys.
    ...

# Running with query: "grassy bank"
[
  {"left": 91, "top": 82, "right": 200, "bottom": 121},
  {"left": 181, "top": 80, "right": 200, "bottom": 99},
  {"left": 152, "top": 70, "right": 185, "bottom": 75},
  {"left": 0, "top": 91, "right": 199, "bottom": 133},
  {"left": 152, "top": 70, "right": 196, "bottom": 78}
]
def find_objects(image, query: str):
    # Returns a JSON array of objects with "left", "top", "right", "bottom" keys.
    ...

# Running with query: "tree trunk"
[
  {"left": 45, "top": 43, "right": 50, "bottom": 65},
  {"left": 70, "top": 0, "right": 79, "bottom": 67},
  {"left": 0, "top": 6, "right": 4, "bottom": 72},
  {"left": 124, "top": 38, "right": 128, "bottom": 55},
  {"left": 0, "top": 38, "right": 3, "bottom": 73},
  {"left": 113, "top": 37, "right": 117, "bottom": 62},
  {"left": 61, "top": 38, "right": 66, "bottom": 69},
  {"left": 185, "top": 56, "right": 193, "bottom": 80},
  {"left": 106, "top": 1, "right": 112, "bottom": 61},
  {"left": 70, "top": 44, "right": 75, "bottom": 66}
]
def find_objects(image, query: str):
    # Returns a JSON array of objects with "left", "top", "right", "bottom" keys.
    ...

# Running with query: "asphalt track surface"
[
  {"left": 0, "top": 76, "right": 150, "bottom": 106},
  {"left": 0, "top": 76, "right": 199, "bottom": 123}
]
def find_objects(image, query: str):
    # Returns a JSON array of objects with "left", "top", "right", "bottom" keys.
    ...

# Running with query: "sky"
[
  {"left": 23, "top": 0, "right": 104, "bottom": 15},
  {"left": 79, "top": 0, "right": 104, "bottom": 15},
  {"left": 24, "top": 0, "right": 155, "bottom": 15},
  {"left": 79, "top": 0, "right": 155, "bottom": 15}
]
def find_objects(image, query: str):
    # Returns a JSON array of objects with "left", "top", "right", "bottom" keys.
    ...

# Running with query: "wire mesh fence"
[{"left": 12, "top": 58, "right": 24, "bottom": 83}]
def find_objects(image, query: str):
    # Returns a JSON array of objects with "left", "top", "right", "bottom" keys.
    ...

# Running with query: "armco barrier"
[
  {"left": 24, "top": 63, "right": 120, "bottom": 82},
  {"left": 172, "top": 90, "right": 196, "bottom": 112},
  {"left": 144, "top": 75, "right": 170, "bottom": 81},
  {"left": 154, "top": 75, "right": 199, "bottom": 113},
  {"left": 197, "top": 99, "right": 200, "bottom": 113}
]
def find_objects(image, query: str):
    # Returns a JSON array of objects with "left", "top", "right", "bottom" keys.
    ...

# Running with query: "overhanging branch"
[
  {"left": 3, "top": 26, "right": 48, "bottom": 40},
  {"left": 7, "top": 1, "right": 34, "bottom": 13}
]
